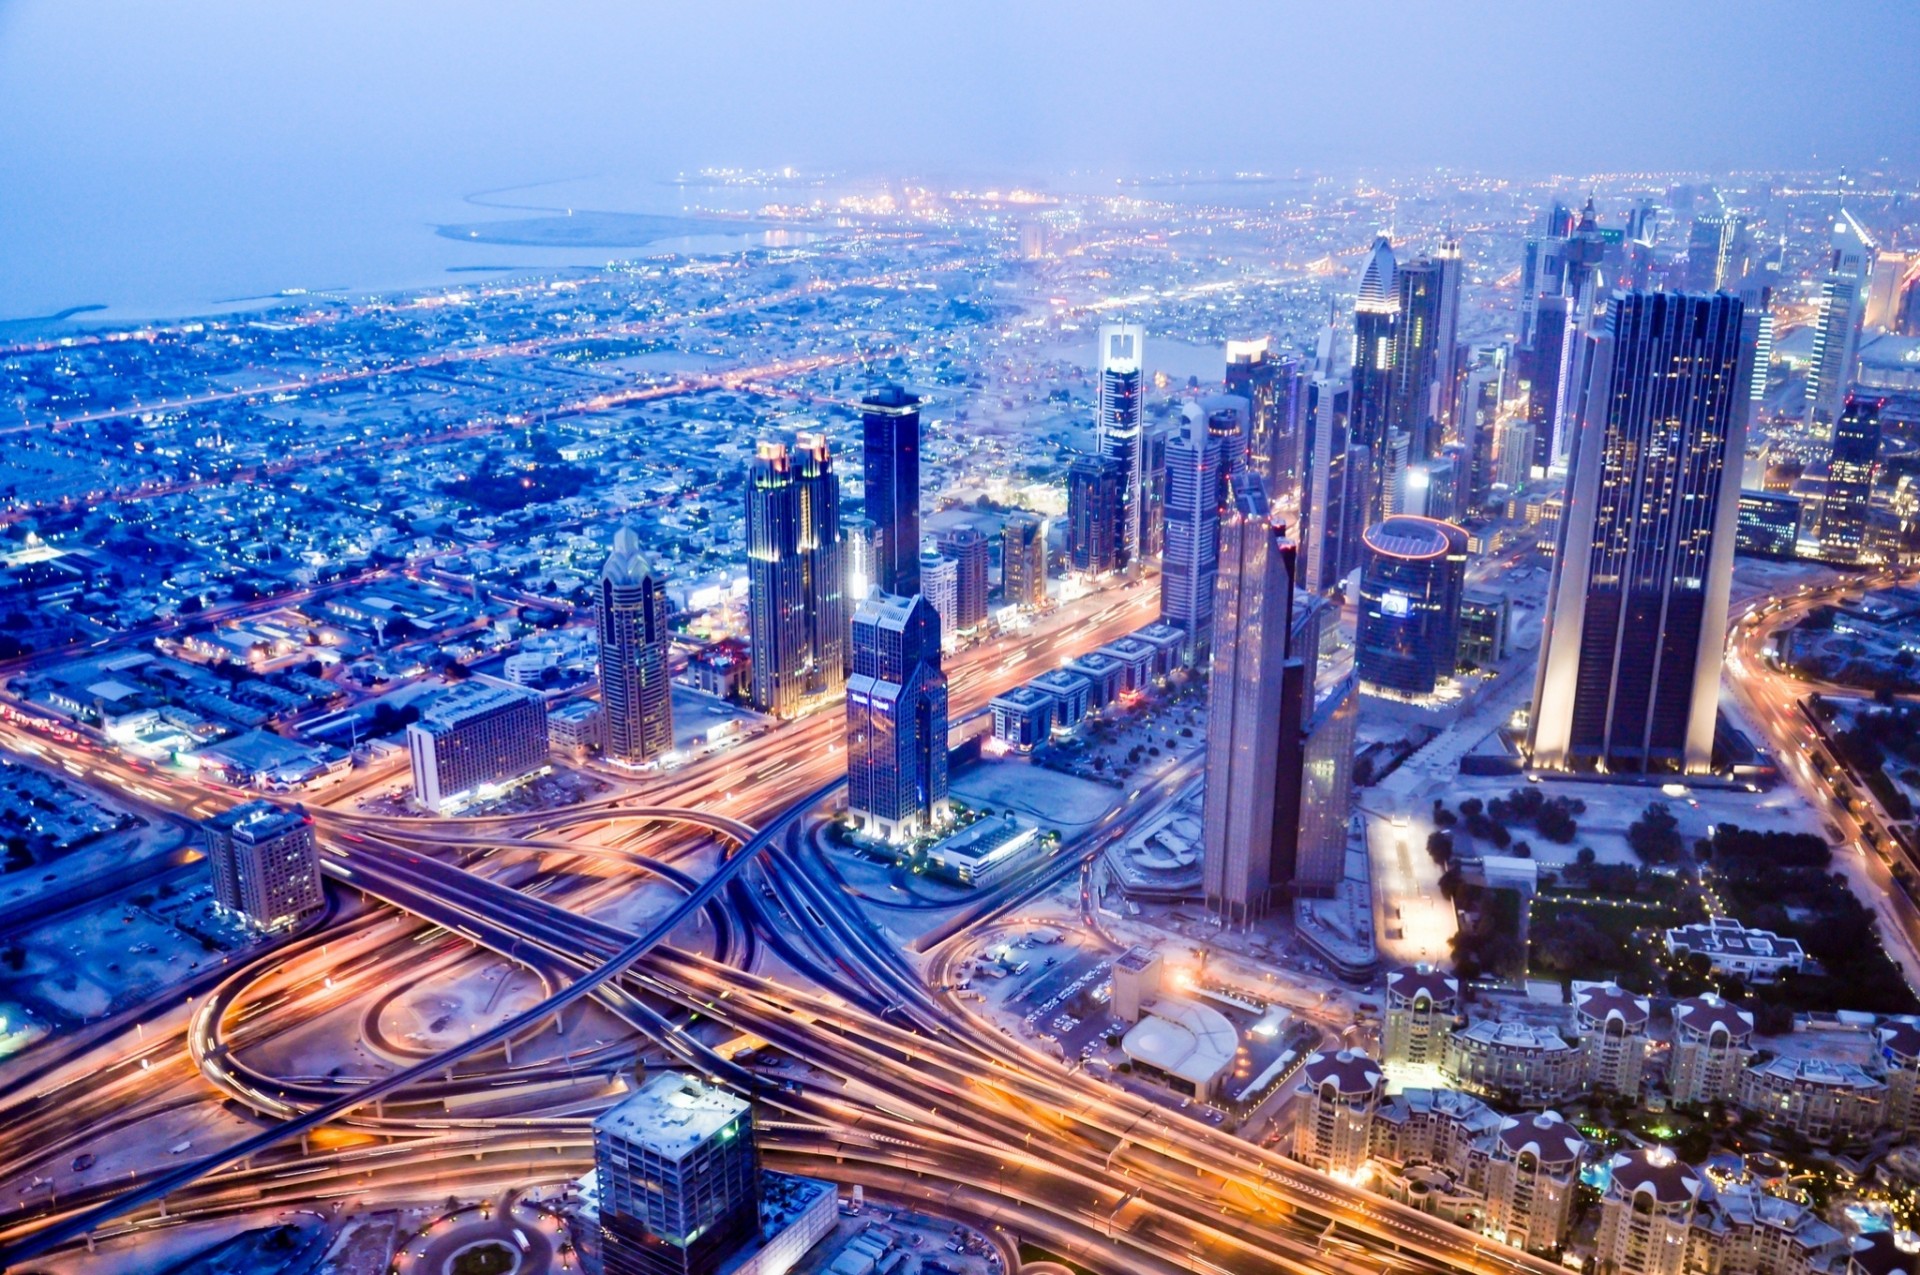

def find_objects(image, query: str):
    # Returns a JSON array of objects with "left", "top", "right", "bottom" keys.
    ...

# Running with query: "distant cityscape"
[{"left": 3, "top": 157, "right": 1920, "bottom": 1275}]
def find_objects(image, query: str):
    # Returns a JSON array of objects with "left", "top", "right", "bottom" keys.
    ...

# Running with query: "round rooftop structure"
[
  {"left": 1497, "top": 1112, "right": 1586, "bottom": 1167},
  {"left": 1673, "top": 994, "right": 1755, "bottom": 1043},
  {"left": 1386, "top": 964, "right": 1459, "bottom": 1009},
  {"left": 1606, "top": 1147, "right": 1703, "bottom": 1207},
  {"left": 1573, "top": 983, "right": 1651, "bottom": 1032},
  {"left": 1362, "top": 516, "right": 1466, "bottom": 562},
  {"left": 1300, "top": 1048, "right": 1384, "bottom": 1099}
]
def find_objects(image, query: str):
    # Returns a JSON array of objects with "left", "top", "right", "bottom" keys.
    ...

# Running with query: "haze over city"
[{"left": 5, "top": 6, "right": 1920, "bottom": 1275}]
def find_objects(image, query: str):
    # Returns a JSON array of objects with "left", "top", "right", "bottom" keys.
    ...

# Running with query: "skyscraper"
[
  {"left": 918, "top": 547, "right": 958, "bottom": 649},
  {"left": 937, "top": 525, "right": 990, "bottom": 634},
  {"left": 841, "top": 513, "right": 877, "bottom": 602},
  {"left": 1805, "top": 211, "right": 1876, "bottom": 425},
  {"left": 861, "top": 385, "right": 921, "bottom": 597},
  {"left": 1067, "top": 454, "right": 1125, "bottom": 576},
  {"left": 204, "top": 801, "right": 324, "bottom": 930},
  {"left": 1527, "top": 293, "right": 1572, "bottom": 475},
  {"left": 1529, "top": 292, "right": 1751, "bottom": 775},
  {"left": 1817, "top": 395, "right": 1882, "bottom": 562},
  {"left": 1301, "top": 376, "right": 1358, "bottom": 595},
  {"left": 1000, "top": 511, "right": 1047, "bottom": 610},
  {"left": 597, "top": 524, "right": 674, "bottom": 766},
  {"left": 1431, "top": 239, "right": 1464, "bottom": 437},
  {"left": 1160, "top": 405, "right": 1227, "bottom": 664},
  {"left": 1390, "top": 253, "right": 1446, "bottom": 459},
  {"left": 846, "top": 592, "right": 950, "bottom": 842},
  {"left": 745, "top": 435, "right": 846, "bottom": 719},
  {"left": 1356, "top": 516, "right": 1469, "bottom": 698},
  {"left": 1202, "top": 476, "right": 1321, "bottom": 924},
  {"left": 592, "top": 1073, "right": 760, "bottom": 1275},
  {"left": 1350, "top": 236, "right": 1399, "bottom": 522},
  {"left": 1094, "top": 323, "right": 1146, "bottom": 571}
]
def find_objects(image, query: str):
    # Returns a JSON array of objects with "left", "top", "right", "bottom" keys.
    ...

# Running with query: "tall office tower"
[
  {"left": 1817, "top": 395, "right": 1883, "bottom": 562},
  {"left": 1390, "top": 253, "right": 1446, "bottom": 458},
  {"left": 1094, "top": 323, "right": 1147, "bottom": 570},
  {"left": 1560, "top": 197, "right": 1608, "bottom": 300},
  {"left": 936, "top": 525, "right": 990, "bottom": 633},
  {"left": 1529, "top": 292, "right": 1751, "bottom": 775},
  {"left": 841, "top": 514, "right": 877, "bottom": 602},
  {"left": 1432, "top": 239, "right": 1464, "bottom": 435},
  {"left": 1066, "top": 454, "right": 1125, "bottom": 576},
  {"left": 597, "top": 524, "right": 674, "bottom": 766},
  {"left": 1685, "top": 210, "right": 1751, "bottom": 293},
  {"left": 407, "top": 680, "right": 550, "bottom": 812},
  {"left": 1517, "top": 201, "right": 1573, "bottom": 348},
  {"left": 593, "top": 1073, "right": 760, "bottom": 1275},
  {"left": 1296, "top": 673, "right": 1359, "bottom": 898},
  {"left": 1355, "top": 516, "right": 1469, "bottom": 698},
  {"left": 1526, "top": 293, "right": 1572, "bottom": 475},
  {"left": 1805, "top": 210, "right": 1876, "bottom": 425},
  {"left": 1140, "top": 419, "right": 1173, "bottom": 563},
  {"left": 1160, "top": 407, "right": 1227, "bottom": 663},
  {"left": 861, "top": 385, "right": 922, "bottom": 597},
  {"left": 1866, "top": 249, "right": 1916, "bottom": 330},
  {"left": 1228, "top": 339, "right": 1309, "bottom": 503},
  {"left": 1494, "top": 414, "right": 1535, "bottom": 497},
  {"left": 846, "top": 591, "right": 949, "bottom": 842},
  {"left": 1350, "top": 236, "right": 1399, "bottom": 522},
  {"left": 204, "top": 801, "right": 323, "bottom": 930},
  {"left": 745, "top": 435, "right": 846, "bottom": 719},
  {"left": 918, "top": 548, "right": 958, "bottom": 650},
  {"left": 1739, "top": 285, "right": 1774, "bottom": 408},
  {"left": 1460, "top": 345, "right": 1508, "bottom": 508},
  {"left": 999, "top": 511, "right": 1047, "bottom": 610},
  {"left": 1301, "top": 376, "right": 1357, "bottom": 595},
  {"left": 1202, "top": 476, "right": 1323, "bottom": 924},
  {"left": 1380, "top": 429, "right": 1413, "bottom": 517}
]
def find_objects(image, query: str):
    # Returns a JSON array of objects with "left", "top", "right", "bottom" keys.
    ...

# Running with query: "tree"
[
  {"left": 1427, "top": 831, "right": 1454, "bottom": 865},
  {"left": 1627, "top": 803, "right": 1684, "bottom": 864},
  {"left": 1576, "top": 846, "right": 1597, "bottom": 867}
]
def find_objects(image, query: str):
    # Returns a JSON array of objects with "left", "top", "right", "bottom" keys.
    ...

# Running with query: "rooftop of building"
[
  {"left": 417, "top": 677, "right": 542, "bottom": 727},
  {"left": 1066, "top": 650, "right": 1123, "bottom": 672},
  {"left": 1606, "top": 1147, "right": 1704, "bottom": 1206},
  {"left": 925, "top": 813, "right": 1034, "bottom": 868},
  {"left": 1572, "top": 981, "right": 1652, "bottom": 1030},
  {"left": 1880, "top": 1018, "right": 1920, "bottom": 1062},
  {"left": 1385, "top": 963, "right": 1459, "bottom": 1008},
  {"left": 1114, "top": 945, "right": 1161, "bottom": 974},
  {"left": 205, "top": 799, "right": 309, "bottom": 839},
  {"left": 1299, "top": 1048, "right": 1384, "bottom": 1097},
  {"left": 1452, "top": 1020, "right": 1578, "bottom": 1053},
  {"left": 1496, "top": 1111, "right": 1587, "bottom": 1165},
  {"left": 1672, "top": 994, "right": 1756, "bottom": 1040},
  {"left": 991, "top": 685, "right": 1055, "bottom": 709},
  {"left": 1375, "top": 1086, "right": 1498, "bottom": 1132},
  {"left": 1667, "top": 916, "right": 1804, "bottom": 962},
  {"left": 1744, "top": 1054, "right": 1883, "bottom": 1092},
  {"left": 593, "top": 1072, "right": 750, "bottom": 1160},
  {"left": 1363, "top": 515, "right": 1465, "bottom": 561},
  {"left": 600, "top": 523, "right": 656, "bottom": 588},
  {"left": 1030, "top": 667, "right": 1092, "bottom": 692},
  {"left": 1123, "top": 998, "right": 1238, "bottom": 1088}
]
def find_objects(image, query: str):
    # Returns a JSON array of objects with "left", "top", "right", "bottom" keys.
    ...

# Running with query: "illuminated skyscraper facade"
[
  {"left": 999, "top": 511, "right": 1047, "bottom": 610},
  {"left": 1161, "top": 406, "right": 1226, "bottom": 663},
  {"left": 745, "top": 435, "right": 846, "bottom": 719},
  {"left": 1095, "top": 323, "right": 1146, "bottom": 570},
  {"left": 861, "top": 385, "right": 921, "bottom": 597},
  {"left": 1805, "top": 211, "right": 1875, "bottom": 426},
  {"left": 1067, "top": 454, "right": 1126, "bottom": 576},
  {"left": 1350, "top": 237, "right": 1399, "bottom": 522},
  {"left": 1529, "top": 292, "right": 1751, "bottom": 775},
  {"left": 1817, "top": 395, "right": 1882, "bottom": 562},
  {"left": 846, "top": 591, "right": 949, "bottom": 843},
  {"left": 598, "top": 524, "right": 675, "bottom": 765},
  {"left": 1356, "top": 516, "right": 1469, "bottom": 698}
]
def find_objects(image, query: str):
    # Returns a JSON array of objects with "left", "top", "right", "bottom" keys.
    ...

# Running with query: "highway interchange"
[{"left": 1, "top": 578, "right": 1560, "bottom": 1275}]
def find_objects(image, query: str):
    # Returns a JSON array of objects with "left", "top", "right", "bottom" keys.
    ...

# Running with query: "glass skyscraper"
[
  {"left": 1095, "top": 322, "right": 1146, "bottom": 570},
  {"left": 1529, "top": 291, "right": 1751, "bottom": 775},
  {"left": 846, "top": 591, "right": 949, "bottom": 843},
  {"left": 860, "top": 385, "right": 921, "bottom": 598},
  {"left": 745, "top": 435, "right": 846, "bottom": 719},
  {"left": 597, "top": 523, "right": 675, "bottom": 765},
  {"left": 1817, "top": 395, "right": 1882, "bottom": 562},
  {"left": 1355, "top": 516, "right": 1469, "bottom": 698}
]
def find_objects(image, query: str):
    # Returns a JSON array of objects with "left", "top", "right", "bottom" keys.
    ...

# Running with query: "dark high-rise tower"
[
  {"left": 1390, "top": 254, "right": 1446, "bottom": 459},
  {"left": 1095, "top": 323, "right": 1146, "bottom": 571},
  {"left": 1527, "top": 293, "right": 1572, "bottom": 475},
  {"left": 1530, "top": 292, "right": 1751, "bottom": 775},
  {"left": 999, "top": 511, "right": 1047, "bottom": 610},
  {"left": 1817, "top": 395, "right": 1882, "bottom": 562},
  {"left": 861, "top": 385, "right": 921, "bottom": 597},
  {"left": 1350, "top": 236, "right": 1399, "bottom": 523},
  {"left": 598, "top": 523, "right": 675, "bottom": 764},
  {"left": 745, "top": 434, "right": 846, "bottom": 719},
  {"left": 1067, "top": 454, "right": 1126, "bottom": 576},
  {"left": 846, "top": 591, "right": 949, "bottom": 843},
  {"left": 1160, "top": 406, "right": 1227, "bottom": 663},
  {"left": 1356, "top": 517, "right": 1469, "bottom": 698}
]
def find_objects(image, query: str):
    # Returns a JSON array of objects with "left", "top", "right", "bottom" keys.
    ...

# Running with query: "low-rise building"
[
  {"left": 1735, "top": 1055, "right": 1884, "bottom": 1146},
  {"left": 1098, "top": 636, "right": 1158, "bottom": 696},
  {"left": 1668, "top": 995, "right": 1755, "bottom": 1107},
  {"left": 1383, "top": 964, "right": 1459, "bottom": 1067},
  {"left": 406, "top": 679, "right": 549, "bottom": 813},
  {"left": 989, "top": 685, "right": 1054, "bottom": 752},
  {"left": 1027, "top": 668, "right": 1091, "bottom": 731},
  {"left": 1066, "top": 652, "right": 1124, "bottom": 711},
  {"left": 921, "top": 813, "right": 1036, "bottom": 888},
  {"left": 1132, "top": 622, "right": 1190, "bottom": 678},
  {"left": 203, "top": 801, "right": 324, "bottom": 930},
  {"left": 1572, "top": 982, "right": 1651, "bottom": 1099},
  {"left": 1443, "top": 1021, "right": 1583, "bottom": 1109},
  {"left": 1123, "top": 998, "right": 1239, "bottom": 1103},
  {"left": 1665, "top": 917, "right": 1805, "bottom": 982},
  {"left": 547, "top": 699, "right": 604, "bottom": 756}
]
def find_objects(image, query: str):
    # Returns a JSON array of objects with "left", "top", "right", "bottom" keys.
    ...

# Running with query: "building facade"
[
  {"left": 1000, "top": 511, "right": 1048, "bottom": 610},
  {"left": 745, "top": 435, "right": 847, "bottom": 719},
  {"left": 1817, "top": 395, "right": 1882, "bottom": 561},
  {"left": 592, "top": 1073, "right": 760, "bottom": 1275},
  {"left": 406, "top": 680, "right": 549, "bottom": 813},
  {"left": 1067, "top": 454, "right": 1126, "bottom": 577},
  {"left": 861, "top": 385, "right": 922, "bottom": 597},
  {"left": 1095, "top": 323, "right": 1147, "bottom": 571},
  {"left": 1355, "top": 516, "right": 1468, "bottom": 698},
  {"left": 597, "top": 524, "right": 675, "bottom": 766},
  {"left": 937, "top": 525, "right": 990, "bottom": 634},
  {"left": 846, "top": 592, "right": 949, "bottom": 843},
  {"left": 1571, "top": 982, "right": 1650, "bottom": 1099},
  {"left": 204, "top": 801, "right": 323, "bottom": 929},
  {"left": 1528, "top": 291, "right": 1751, "bottom": 775},
  {"left": 1290, "top": 1049, "right": 1385, "bottom": 1178},
  {"left": 1383, "top": 964, "right": 1460, "bottom": 1066},
  {"left": 1668, "top": 995, "right": 1755, "bottom": 1108},
  {"left": 1160, "top": 405, "right": 1226, "bottom": 663}
]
